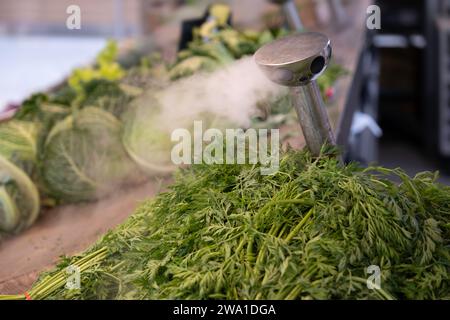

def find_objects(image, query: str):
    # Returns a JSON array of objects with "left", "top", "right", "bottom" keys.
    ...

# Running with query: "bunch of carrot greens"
[{"left": 4, "top": 147, "right": 448, "bottom": 300}]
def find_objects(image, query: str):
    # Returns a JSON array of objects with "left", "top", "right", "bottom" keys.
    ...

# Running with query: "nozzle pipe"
[
  {"left": 269, "top": 0, "right": 304, "bottom": 31},
  {"left": 291, "top": 82, "right": 335, "bottom": 156},
  {"left": 283, "top": 0, "right": 304, "bottom": 31}
]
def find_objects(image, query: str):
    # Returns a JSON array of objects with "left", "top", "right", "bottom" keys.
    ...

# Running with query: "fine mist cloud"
[{"left": 155, "top": 56, "right": 283, "bottom": 131}]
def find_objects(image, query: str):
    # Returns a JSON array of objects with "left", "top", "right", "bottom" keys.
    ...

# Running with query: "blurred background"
[
  {"left": 371, "top": 0, "right": 450, "bottom": 184},
  {"left": 0, "top": 0, "right": 449, "bottom": 182}
]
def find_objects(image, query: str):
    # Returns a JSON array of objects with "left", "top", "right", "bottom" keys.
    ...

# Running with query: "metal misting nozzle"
[{"left": 254, "top": 32, "right": 337, "bottom": 157}]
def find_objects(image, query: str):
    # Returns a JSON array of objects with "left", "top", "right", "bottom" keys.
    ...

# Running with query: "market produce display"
[
  {"left": 0, "top": 9, "right": 345, "bottom": 236},
  {"left": 0, "top": 41, "right": 139, "bottom": 235},
  {"left": 6, "top": 148, "right": 449, "bottom": 300},
  {"left": 1, "top": 2, "right": 449, "bottom": 303}
]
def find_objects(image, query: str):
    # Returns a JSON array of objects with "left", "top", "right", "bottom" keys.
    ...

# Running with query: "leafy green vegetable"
[
  {"left": 170, "top": 26, "right": 287, "bottom": 81},
  {"left": 18, "top": 148, "right": 450, "bottom": 300},
  {"left": 0, "top": 120, "right": 39, "bottom": 174},
  {"left": 169, "top": 55, "right": 220, "bottom": 80},
  {"left": 40, "top": 107, "right": 140, "bottom": 203},
  {"left": 13, "top": 94, "right": 47, "bottom": 120},
  {"left": 77, "top": 79, "right": 139, "bottom": 118},
  {"left": 122, "top": 99, "right": 176, "bottom": 176},
  {"left": 0, "top": 155, "right": 40, "bottom": 233},
  {"left": 0, "top": 120, "right": 41, "bottom": 233},
  {"left": 13, "top": 94, "right": 71, "bottom": 158},
  {"left": 68, "top": 40, "right": 125, "bottom": 95}
]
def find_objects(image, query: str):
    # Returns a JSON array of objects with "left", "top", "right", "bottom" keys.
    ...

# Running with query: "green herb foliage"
[{"left": 20, "top": 148, "right": 450, "bottom": 300}]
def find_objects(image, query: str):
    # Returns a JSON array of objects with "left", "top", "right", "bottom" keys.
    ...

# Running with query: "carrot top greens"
[{"left": 11, "top": 147, "right": 449, "bottom": 300}]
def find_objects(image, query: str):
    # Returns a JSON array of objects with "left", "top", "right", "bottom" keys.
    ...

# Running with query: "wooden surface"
[
  {"left": 0, "top": 181, "right": 168, "bottom": 294},
  {"left": 0, "top": 0, "right": 370, "bottom": 295}
]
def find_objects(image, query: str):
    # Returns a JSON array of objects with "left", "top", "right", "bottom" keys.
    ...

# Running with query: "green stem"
[
  {"left": 26, "top": 247, "right": 108, "bottom": 300},
  {"left": 285, "top": 208, "right": 314, "bottom": 243},
  {"left": 246, "top": 235, "right": 255, "bottom": 263},
  {"left": 351, "top": 276, "right": 396, "bottom": 300},
  {"left": 285, "top": 284, "right": 303, "bottom": 300},
  {"left": 256, "top": 199, "right": 313, "bottom": 222}
]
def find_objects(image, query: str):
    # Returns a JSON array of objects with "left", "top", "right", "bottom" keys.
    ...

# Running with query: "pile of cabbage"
[{"left": 0, "top": 42, "right": 141, "bottom": 234}]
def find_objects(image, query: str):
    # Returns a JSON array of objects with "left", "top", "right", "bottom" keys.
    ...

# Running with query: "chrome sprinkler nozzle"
[{"left": 254, "top": 32, "right": 336, "bottom": 157}]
